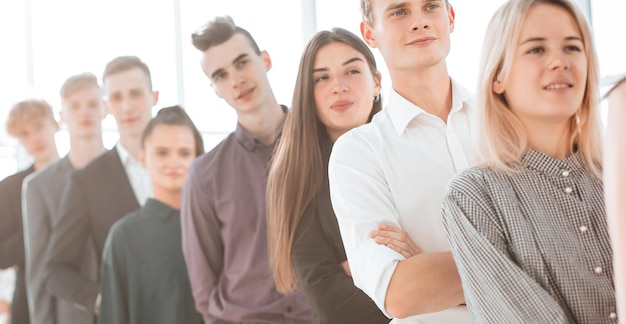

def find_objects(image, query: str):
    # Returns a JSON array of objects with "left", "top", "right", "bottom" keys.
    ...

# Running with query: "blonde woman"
[{"left": 442, "top": 0, "right": 616, "bottom": 323}]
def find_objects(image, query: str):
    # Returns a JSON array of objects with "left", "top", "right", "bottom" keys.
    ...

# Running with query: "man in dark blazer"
[
  {"left": 44, "top": 56, "right": 159, "bottom": 315},
  {"left": 22, "top": 73, "right": 106, "bottom": 324}
]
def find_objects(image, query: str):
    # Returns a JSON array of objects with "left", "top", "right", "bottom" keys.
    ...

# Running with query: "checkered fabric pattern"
[{"left": 443, "top": 149, "right": 617, "bottom": 324}]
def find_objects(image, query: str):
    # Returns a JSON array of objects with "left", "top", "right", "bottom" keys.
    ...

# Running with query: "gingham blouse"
[{"left": 443, "top": 149, "right": 616, "bottom": 324}]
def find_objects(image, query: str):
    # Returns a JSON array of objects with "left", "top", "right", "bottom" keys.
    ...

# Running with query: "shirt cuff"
[{"left": 351, "top": 238, "right": 403, "bottom": 318}]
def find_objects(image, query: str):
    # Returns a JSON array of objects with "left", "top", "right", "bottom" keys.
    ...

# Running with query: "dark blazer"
[
  {"left": 44, "top": 148, "right": 140, "bottom": 312},
  {"left": 0, "top": 165, "right": 35, "bottom": 324}
]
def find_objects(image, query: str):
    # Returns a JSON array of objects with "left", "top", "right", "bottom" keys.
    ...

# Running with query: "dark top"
[
  {"left": 0, "top": 165, "right": 34, "bottom": 324},
  {"left": 99, "top": 199, "right": 203, "bottom": 324},
  {"left": 292, "top": 173, "right": 390, "bottom": 324},
  {"left": 443, "top": 149, "right": 616, "bottom": 323},
  {"left": 181, "top": 116, "right": 312, "bottom": 324},
  {"left": 45, "top": 148, "right": 139, "bottom": 312}
]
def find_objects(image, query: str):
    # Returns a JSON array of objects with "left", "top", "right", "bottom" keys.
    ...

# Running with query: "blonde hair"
[
  {"left": 60, "top": 72, "right": 101, "bottom": 99},
  {"left": 6, "top": 99, "right": 56, "bottom": 137},
  {"left": 475, "top": 0, "right": 602, "bottom": 178}
]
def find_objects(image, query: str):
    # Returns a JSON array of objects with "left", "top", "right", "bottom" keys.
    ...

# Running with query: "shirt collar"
[
  {"left": 142, "top": 198, "right": 178, "bottom": 221},
  {"left": 387, "top": 78, "right": 474, "bottom": 136},
  {"left": 115, "top": 142, "right": 133, "bottom": 165},
  {"left": 520, "top": 148, "right": 584, "bottom": 176},
  {"left": 234, "top": 105, "right": 287, "bottom": 151}
]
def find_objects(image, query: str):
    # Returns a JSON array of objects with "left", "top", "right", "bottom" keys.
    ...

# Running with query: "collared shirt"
[
  {"left": 328, "top": 79, "right": 473, "bottom": 323},
  {"left": 99, "top": 198, "right": 202, "bottom": 324},
  {"left": 116, "top": 143, "right": 151, "bottom": 206},
  {"left": 181, "top": 119, "right": 312, "bottom": 324},
  {"left": 442, "top": 149, "right": 617, "bottom": 324}
]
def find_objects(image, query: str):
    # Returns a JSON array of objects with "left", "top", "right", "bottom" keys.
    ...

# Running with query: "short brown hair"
[
  {"left": 361, "top": 0, "right": 451, "bottom": 25},
  {"left": 60, "top": 72, "right": 100, "bottom": 99},
  {"left": 102, "top": 56, "right": 153, "bottom": 90},
  {"left": 6, "top": 100, "right": 56, "bottom": 137},
  {"left": 191, "top": 15, "right": 261, "bottom": 54}
]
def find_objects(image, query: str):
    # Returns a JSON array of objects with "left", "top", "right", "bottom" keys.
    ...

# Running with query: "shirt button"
[
  {"left": 562, "top": 170, "right": 570, "bottom": 177},
  {"left": 564, "top": 187, "right": 573, "bottom": 194},
  {"left": 579, "top": 225, "right": 588, "bottom": 233},
  {"left": 610, "top": 312, "right": 617, "bottom": 320},
  {"left": 594, "top": 266, "right": 603, "bottom": 274}
]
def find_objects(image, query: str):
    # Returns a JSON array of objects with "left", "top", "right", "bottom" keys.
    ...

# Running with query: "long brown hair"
[{"left": 266, "top": 27, "right": 382, "bottom": 293}]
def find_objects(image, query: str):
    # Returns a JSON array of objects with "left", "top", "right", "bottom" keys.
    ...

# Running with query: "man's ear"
[
  {"left": 448, "top": 5, "right": 456, "bottom": 33},
  {"left": 361, "top": 21, "right": 378, "bottom": 48},
  {"left": 261, "top": 50, "right": 272, "bottom": 72},
  {"left": 102, "top": 99, "right": 111, "bottom": 117},
  {"left": 152, "top": 90, "right": 160, "bottom": 106},
  {"left": 139, "top": 149, "right": 146, "bottom": 168}
]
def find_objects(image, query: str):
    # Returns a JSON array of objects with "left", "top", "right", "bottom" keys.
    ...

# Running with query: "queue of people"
[{"left": 0, "top": 0, "right": 622, "bottom": 323}]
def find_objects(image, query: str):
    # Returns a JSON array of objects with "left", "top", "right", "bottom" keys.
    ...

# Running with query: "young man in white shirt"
[{"left": 328, "top": 0, "right": 473, "bottom": 322}]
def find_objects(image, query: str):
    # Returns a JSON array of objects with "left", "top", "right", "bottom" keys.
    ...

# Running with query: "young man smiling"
[
  {"left": 329, "top": 0, "right": 473, "bottom": 322},
  {"left": 181, "top": 16, "right": 311, "bottom": 324}
]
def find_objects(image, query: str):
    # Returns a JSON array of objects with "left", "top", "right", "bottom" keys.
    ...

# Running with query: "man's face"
[
  {"left": 61, "top": 85, "right": 105, "bottom": 139},
  {"left": 201, "top": 33, "right": 273, "bottom": 115},
  {"left": 14, "top": 117, "right": 58, "bottom": 162},
  {"left": 103, "top": 67, "right": 158, "bottom": 140},
  {"left": 361, "top": 0, "right": 455, "bottom": 72}
]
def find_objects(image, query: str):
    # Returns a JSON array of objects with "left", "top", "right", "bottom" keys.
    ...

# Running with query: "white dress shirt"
[
  {"left": 328, "top": 79, "right": 473, "bottom": 323},
  {"left": 116, "top": 143, "right": 152, "bottom": 206}
]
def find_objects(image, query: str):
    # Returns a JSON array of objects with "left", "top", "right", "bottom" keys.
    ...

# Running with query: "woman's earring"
[{"left": 373, "top": 94, "right": 381, "bottom": 102}]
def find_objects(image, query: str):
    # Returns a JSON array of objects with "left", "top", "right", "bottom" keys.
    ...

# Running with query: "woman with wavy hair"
[
  {"left": 442, "top": 0, "right": 615, "bottom": 322},
  {"left": 267, "top": 28, "right": 418, "bottom": 323}
]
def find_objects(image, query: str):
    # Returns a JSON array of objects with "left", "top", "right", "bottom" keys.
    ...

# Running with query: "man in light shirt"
[
  {"left": 328, "top": 0, "right": 473, "bottom": 322},
  {"left": 44, "top": 56, "right": 158, "bottom": 316}
]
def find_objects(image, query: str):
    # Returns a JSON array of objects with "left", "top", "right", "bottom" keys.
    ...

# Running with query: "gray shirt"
[
  {"left": 181, "top": 122, "right": 312, "bottom": 324},
  {"left": 443, "top": 149, "right": 616, "bottom": 323}
]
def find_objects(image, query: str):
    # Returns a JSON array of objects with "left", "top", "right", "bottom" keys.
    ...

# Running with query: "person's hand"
[
  {"left": 340, "top": 260, "right": 352, "bottom": 277},
  {"left": 370, "top": 223, "right": 422, "bottom": 258}
]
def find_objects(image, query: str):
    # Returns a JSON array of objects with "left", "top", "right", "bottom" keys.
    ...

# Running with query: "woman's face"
[
  {"left": 141, "top": 124, "right": 196, "bottom": 195},
  {"left": 495, "top": 3, "right": 587, "bottom": 129},
  {"left": 313, "top": 41, "right": 381, "bottom": 141}
]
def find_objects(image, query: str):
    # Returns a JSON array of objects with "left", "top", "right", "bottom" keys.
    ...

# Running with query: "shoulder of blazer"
[{"left": 74, "top": 148, "right": 124, "bottom": 178}]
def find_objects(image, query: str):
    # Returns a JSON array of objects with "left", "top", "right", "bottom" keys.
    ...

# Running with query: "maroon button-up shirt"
[{"left": 181, "top": 121, "right": 312, "bottom": 324}]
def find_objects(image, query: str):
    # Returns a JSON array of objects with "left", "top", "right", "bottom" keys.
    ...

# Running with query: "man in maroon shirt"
[{"left": 181, "top": 15, "right": 312, "bottom": 324}]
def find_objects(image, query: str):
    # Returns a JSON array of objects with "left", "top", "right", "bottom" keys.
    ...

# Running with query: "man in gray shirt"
[
  {"left": 23, "top": 72, "right": 106, "bottom": 324},
  {"left": 181, "top": 16, "right": 311, "bottom": 323}
]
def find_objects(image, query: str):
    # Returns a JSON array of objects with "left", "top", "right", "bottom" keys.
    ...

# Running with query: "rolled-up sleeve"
[{"left": 328, "top": 132, "right": 404, "bottom": 317}]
